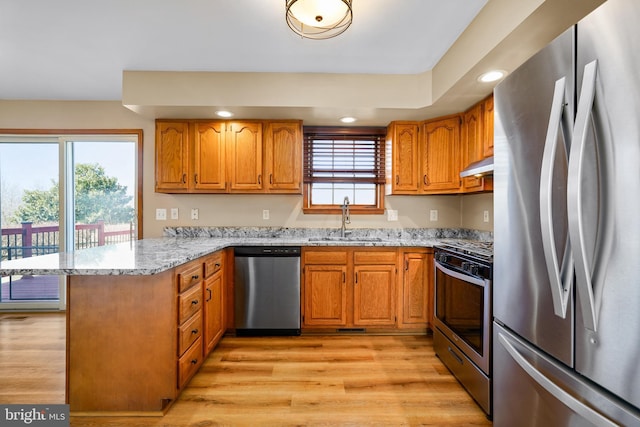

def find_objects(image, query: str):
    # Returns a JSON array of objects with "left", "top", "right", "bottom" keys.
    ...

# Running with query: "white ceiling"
[{"left": 0, "top": 0, "right": 605, "bottom": 125}]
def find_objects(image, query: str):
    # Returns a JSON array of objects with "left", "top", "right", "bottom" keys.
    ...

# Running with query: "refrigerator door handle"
[
  {"left": 568, "top": 60, "right": 599, "bottom": 332},
  {"left": 540, "top": 76, "right": 573, "bottom": 318},
  {"left": 498, "top": 331, "right": 618, "bottom": 427}
]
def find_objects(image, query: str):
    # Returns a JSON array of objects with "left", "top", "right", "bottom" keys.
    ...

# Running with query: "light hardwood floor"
[{"left": 0, "top": 312, "right": 492, "bottom": 426}]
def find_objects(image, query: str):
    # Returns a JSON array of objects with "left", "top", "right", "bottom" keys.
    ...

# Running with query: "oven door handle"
[
  {"left": 434, "top": 261, "right": 487, "bottom": 288},
  {"left": 539, "top": 76, "right": 573, "bottom": 319}
]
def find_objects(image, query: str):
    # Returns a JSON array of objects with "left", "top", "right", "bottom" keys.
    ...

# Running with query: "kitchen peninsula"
[{"left": 0, "top": 227, "right": 491, "bottom": 415}]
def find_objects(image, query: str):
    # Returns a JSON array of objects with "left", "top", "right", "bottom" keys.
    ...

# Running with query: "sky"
[
  {"left": 0, "top": 141, "right": 135, "bottom": 194},
  {"left": 0, "top": 141, "right": 136, "bottom": 226}
]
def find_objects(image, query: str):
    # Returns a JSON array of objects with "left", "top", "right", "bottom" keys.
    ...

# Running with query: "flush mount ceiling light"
[
  {"left": 340, "top": 116, "right": 357, "bottom": 123},
  {"left": 478, "top": 70, "right": 507, "bottom": 83},
  {"left": 286, "top": 0, "right": 353, "bottom": 40}
]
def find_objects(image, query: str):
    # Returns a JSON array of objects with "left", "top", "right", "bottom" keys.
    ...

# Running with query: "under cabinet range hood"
[{"left": 460, "top": 157, "right": 494, "bottom": 178}]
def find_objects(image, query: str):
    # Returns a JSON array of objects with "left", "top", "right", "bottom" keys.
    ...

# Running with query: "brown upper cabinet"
[
  {"left": 386, "top": 94, "right": 494, "bottom": 195},
  {"left": 155, "top": 119, "right": 302, "bottom": 194},
  {"left": 386, "top": 114, "right": 462, "bottom": 195}
]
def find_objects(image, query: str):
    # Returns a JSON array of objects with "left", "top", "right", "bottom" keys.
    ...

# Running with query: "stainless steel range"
[{"left": 433, "top": 240, "right": 493, "bottom": 416}]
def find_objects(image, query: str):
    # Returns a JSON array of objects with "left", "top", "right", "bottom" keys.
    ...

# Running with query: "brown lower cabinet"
[
  {"left": 399, "top": 248, "right": 434, "bottom": 330},
  {"left": 66, "top": 245, "right": 431, "bottom": 415},
  {"left": 302, "top": 247, "right": 433, "bottom": 332},
  {"left": 66, "top": 249, "right": 228, "bottom": 415}
]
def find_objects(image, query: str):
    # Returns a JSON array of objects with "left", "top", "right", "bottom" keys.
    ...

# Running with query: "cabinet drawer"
[
  {"left": 178, "top": 337, "right": 203, "bottom": 390},
  {"left": 178, "top": 311, "right": 203, "bottom": 356},
  {"left": 353, "top": 250, "right": 397, "bottom": 265},
  {"left": 204, "top": 252, "right": 223, "bottom": 278},
  {"left": 179, "top": 284, "right": 203, "bottom": 324},
  {"left": 176, "top": 261, "right": 203, "bottom": 292},
  {"left": 303, "top": 250, "right": 348, "bottom": 265}
]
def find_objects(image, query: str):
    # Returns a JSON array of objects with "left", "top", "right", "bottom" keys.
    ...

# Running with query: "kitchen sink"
[{"left": 308, "top": 236, "right": 383, "bottom": 242}]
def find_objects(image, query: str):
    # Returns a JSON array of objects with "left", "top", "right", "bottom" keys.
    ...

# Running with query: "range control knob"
[
  {"left": 461, "top": 261, "right": 470, "bottom": 271},
  {"left": 469, "top": 264, "right": 480, "bottom": 275},
  {"left": 437, "top": 253, "right": 449, "bottom": 263}
]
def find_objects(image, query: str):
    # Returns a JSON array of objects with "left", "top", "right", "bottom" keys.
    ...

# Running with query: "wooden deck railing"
[{"left": 1, "top": 221, "right": 134, "bottom": 261}]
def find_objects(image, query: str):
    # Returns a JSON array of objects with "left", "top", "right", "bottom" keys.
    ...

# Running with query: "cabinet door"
[
  {"left": 228, "top": 121, "right": 263, "bottom": 192},
  {"left": 482, "top": 95, "right": 494, "bottom": 158},
  {"left": 400, "top": 252, "right": 433, "bottom": 328},
  {"left": 461, "top": 104, "right": 485, "bottom": 192},
  {"left": 193, "top": 122, "right": 227, "bottom": 191},
  {"left": 422, "top": 116, "right": 462, "bottom": 193},
  {"left": 389, "top": 122, "right": 420, "bottom": 194},
  {"left": 156, "top": 121, "right": 189, "bottom": 192},
  {"left": 265, "top": 121, "right": 302, "bottom": 193},
  {"left": 353, "top": 265, "right": 396, "bottom": 326},
  {"left": 303, "top": 265, "right": 347, "bottom": 326},
  {"left": 204, "top": 272, "right": 224, "bottom": 355}
]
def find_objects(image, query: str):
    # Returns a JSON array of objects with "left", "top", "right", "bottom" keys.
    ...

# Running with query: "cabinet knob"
[
  {"left": 191, "top": 328, "right": 199, "bottom": 335},
  {"left": 191, "top": 359, "right": 198, "bottom": 365},
  {"left": 192, "top": 275, "right": 199, "bottom": 280},
  {"left": 191, "top": 299, "right": 199, "bottom": 305}
]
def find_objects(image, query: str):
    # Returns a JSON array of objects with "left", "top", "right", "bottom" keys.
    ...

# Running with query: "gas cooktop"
[{"left": 436, "top": 240, "right": 493, "bottom": 263}]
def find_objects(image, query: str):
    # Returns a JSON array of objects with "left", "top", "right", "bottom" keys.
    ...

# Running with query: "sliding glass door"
[
  {"left": 0, "top": 134, "right": 140, "bottom": 310},
  {"left": 0, "top": 142, "right": 61, "bottom": 308}
]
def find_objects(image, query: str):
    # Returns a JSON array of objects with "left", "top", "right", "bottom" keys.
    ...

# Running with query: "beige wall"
[{"left": 0, "top": 100, "right": 493, "bottom": 237}]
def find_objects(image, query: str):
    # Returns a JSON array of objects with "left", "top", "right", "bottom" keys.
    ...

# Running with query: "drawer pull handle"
[
  {"left": 191, "top": 299, "right": 199, "bottom": 305},
  {"left": 191, "top": 275, "right": 199, "bottom": 280},
  {"left": 191, "top": 358, "right": 198, "bottom": 365},
  {"left": 206, "top": 288, "right": 212, "bottom": 302},
  {"left": 191, "top": 328, "right": 199, "bottom": 335},
  {"left": 215, "top": 263, "right": 220, "bottom": 268}
]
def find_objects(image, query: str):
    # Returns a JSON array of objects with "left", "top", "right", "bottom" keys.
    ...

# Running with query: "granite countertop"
[{"left": 0, "top": 227, "right": 492, "bottom": 276}]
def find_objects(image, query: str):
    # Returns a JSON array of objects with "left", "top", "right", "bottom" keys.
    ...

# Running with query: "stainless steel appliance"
[
  {"left": 433, "top": 240, "right": 493, "bottom": 415},
  {"left": 494, "top": 0, "right": 640, "bottom": 424},
  {"left": 234, "top": 246, "right": 301, "bottom": 336}
]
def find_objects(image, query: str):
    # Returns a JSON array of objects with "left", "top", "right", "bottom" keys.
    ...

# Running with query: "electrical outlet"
[
  {"left": 155, "top": 208, "right": 167, "bottom": 221},
  {"left": 387, "top": 209, "right": 398, "bottom": 221},
  {"left": 483, "top": 210, "right": 490, "bottom": 223},
  {"left": 191, "top": 208, "right": 199, "bottom": 220},
  {"left": 170, "top": 208, "right": 179, "bottom": 220},
  {"left": 263, "top": 209, "right": 270, "bottom": 220},
  {"left": 429, "top": 209, "right": 438, "bottom": 222}
]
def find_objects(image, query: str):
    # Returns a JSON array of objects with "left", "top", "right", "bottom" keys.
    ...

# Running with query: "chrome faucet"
[{"left": 341, "top": 196, "right": 351, "bottom": 237}]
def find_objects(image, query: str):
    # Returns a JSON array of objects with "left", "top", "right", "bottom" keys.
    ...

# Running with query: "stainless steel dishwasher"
[{"left": 234, "top": 246, "right": 301, "bottom": 336}]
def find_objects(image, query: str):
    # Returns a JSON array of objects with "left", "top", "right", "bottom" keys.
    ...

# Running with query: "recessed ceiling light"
[
  {"left": 340, "top": 116, "right": 357, "bottom": 123},
  {"left": 478, "top": 70, "right": 507, "bottom": 83},
  {"left": 216, "top": 110, "right": 234, "bottom": 118}
]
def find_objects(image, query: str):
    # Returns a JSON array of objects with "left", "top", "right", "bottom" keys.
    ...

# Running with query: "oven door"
[{"left": 434, "top": 260, "right": 491, "bottom": 374}]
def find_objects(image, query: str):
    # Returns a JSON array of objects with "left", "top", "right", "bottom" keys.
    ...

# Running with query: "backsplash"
[{"left": 164, "top": 227, "right": 493, "bottom": 242}]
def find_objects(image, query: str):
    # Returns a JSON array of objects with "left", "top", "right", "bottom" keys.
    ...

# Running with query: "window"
[{"left": 303, "top": 126, "right": 386, "bottom": 214}]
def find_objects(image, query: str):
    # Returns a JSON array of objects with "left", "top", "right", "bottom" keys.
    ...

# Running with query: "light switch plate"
[
  {"left": 429, "top": 210, "right": 438, "bottom": 222},
  {"left": 191, "top": 208, "right": 199, "bottom": 220},
  {"left": 483, "top": 210, "right": 490, "bottom": 222},
  {"left": 263, "top": 210, "right": 270, "bottom": 220},
  {"left": 387, "top": 209, "right": 398, "bottom": 221},
  {"left": 170, "top": 208, "right": 179, "bottom": 220},
  {"left": 155, "top": 208, "right": 167, "bottom": 221}
]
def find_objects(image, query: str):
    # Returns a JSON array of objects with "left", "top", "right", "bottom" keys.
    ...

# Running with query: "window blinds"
[{"left": 303, "top": 127, "right": 386, "bottom": 184}]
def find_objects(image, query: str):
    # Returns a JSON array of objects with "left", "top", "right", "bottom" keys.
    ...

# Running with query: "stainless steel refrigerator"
[{"left": 493, "top": 0, "right": 640, "bottom": 424}]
